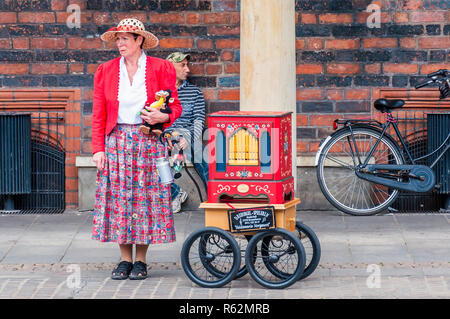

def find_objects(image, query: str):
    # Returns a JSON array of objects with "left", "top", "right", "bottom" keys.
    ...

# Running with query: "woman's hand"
[
  {"left": 93, "top": 151, "right": 106, "bottom": 171},
  {"left": 140, "top": 108, "right": 170, "bottom": 125}
]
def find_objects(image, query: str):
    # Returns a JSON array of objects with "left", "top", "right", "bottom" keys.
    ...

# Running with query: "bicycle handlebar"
[
  {"left": 427, "top": 69, "right": 449, "bottom": 78},
  {"left": 415, "top": 69, "right": 450, "bottom": 89}
]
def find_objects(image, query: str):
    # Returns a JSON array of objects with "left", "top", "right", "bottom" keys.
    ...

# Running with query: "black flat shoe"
[
  {"left": 111, "top": 261, "right": 133, "bottom": 280},
  {"left": 129, "top": 261, "right": 148, "bottom": 280}
]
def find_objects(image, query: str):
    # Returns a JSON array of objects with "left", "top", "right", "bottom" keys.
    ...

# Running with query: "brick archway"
[{"left": 0, "top": 89, "right": 82, "bottom": 209}]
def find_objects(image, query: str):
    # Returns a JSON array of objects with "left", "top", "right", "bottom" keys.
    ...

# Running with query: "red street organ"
[{"left": 207, "top": 111, "right": 294, "bottom": 204}]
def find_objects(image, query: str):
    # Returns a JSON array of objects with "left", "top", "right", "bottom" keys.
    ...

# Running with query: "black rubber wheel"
[
  {"left": 295, "top": 222, "right": 321, "bottom": 280},
  {"left": 201, "top": 234, "right": 252, "bottom": 280},
  {"left": 245, "top": 228, "right": 306, "bottom": 289},
  {"left": 316, "top": 126, "right": 404, "bottom": 216},
  {"left": 181, "top": 227, "right": 241, "bottom": 288}
]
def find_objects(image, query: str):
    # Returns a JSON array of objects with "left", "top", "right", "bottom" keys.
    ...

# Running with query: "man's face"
[{"left": 173, "top": 58, "right": 190, "bottom": 82}]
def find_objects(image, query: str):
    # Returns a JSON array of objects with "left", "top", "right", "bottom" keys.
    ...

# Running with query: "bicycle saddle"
[{"left": 374, "top": 99, "right": 404, "bottom": 113}]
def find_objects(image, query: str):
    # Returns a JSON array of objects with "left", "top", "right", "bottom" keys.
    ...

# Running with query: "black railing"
[{"left": 0, "top": 111, "right": 65, "bottom": 214}]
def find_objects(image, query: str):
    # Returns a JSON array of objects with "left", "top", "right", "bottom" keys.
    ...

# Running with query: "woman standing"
[{"left": 91, "top": 18, "right": 182, "bottom": 280}]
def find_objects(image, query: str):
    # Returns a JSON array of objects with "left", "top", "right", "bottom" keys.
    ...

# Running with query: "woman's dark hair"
[{"left": 132, "top": 33, "right": 144, "bottom": 49}]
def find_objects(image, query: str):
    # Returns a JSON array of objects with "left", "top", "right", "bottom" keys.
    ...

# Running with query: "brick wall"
[{"left": 0, "top": 0, "right": 449, "bottom": 158}]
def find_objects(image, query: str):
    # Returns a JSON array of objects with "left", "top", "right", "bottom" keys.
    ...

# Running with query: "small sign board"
[{"left": 228, "top": 206, "right": 276, "bottom": 233}]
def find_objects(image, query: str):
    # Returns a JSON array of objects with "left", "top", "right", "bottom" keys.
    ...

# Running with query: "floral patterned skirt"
[{"left": 92, "top": 124, "right": 175, "bottom": 245}]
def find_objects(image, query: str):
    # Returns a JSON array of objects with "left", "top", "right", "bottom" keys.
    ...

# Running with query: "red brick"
[
  {"left": 66, "top": 126, "right": 81, "bottom": 138},
  {"left": 410, "top": 11, "right": 446, "bottom": 23},
  {"left": 383, "top": 63, "right": 418, "bottom": 74},
  {"left": 418, "top": 37, "right": 450, "bottom": 49},
  {"left": 206, "top": 64, "right": 222, "bottom": 75},
  {"left": 326, "top": 89, "right": 343, "bottom": 101},
  {"left": 295, "top": 39, "right": 305, "bottom": 49},
  {"left": 68, "top": 38, "right": 102, "bottom": 50},
  {"left": 70, "top": 63, "right": 84, "bottom": 74},
  {"left": 296, "top": 89, "right": 323, "bottom": 100},
  {"left": 365, "top": 63, "right": 381, "bottom": 74},
  {"left": 306, "top": 38, "right": 323, "bottom": 50},
  {"left": 68, "top": 0, "right": 86, "bottom": 9},
  {"left": 0, "top": 64, "right": 28, "bottom": 74},
  {"left": 93, "top": 13, "right": 112, "bottom": 25},
  {"left": 65, "top": 112, "right": 81, "bottom": 125},
  {"left": 327, "top": 63, "right": 361, "bottom": 74},
  {"left": 296, "top": 141, "right": 308, "bottom": 153},
  {"left": 300, "top": 13, "right": 316, "bottom": 24},
  {"left": 362, "top": 38, "right": 398, "bottom": 48},
  {"left": 296, "top": 115, "right": 308, "bottom": 126},
  {"left": 65, "top": 191, "right": 78, "bottom": 204},
  {"left": 82, "top": 141, "right": 92, "bottom": 154},
  {"left": 215, "top": 38, "right": 240, "bottom": 49},
  {"left": 202, "top": 89, "right": 217, "bottom": 101},
  {"left": 231, "top": 13, "right": 240, "bottom": 24},
  {"left": 345, "top": 89, "right": 370, "bottom": 100},
  {"left": 394, "top": 12, "right": 409, "bottom": 23},
  {"left": 150, "top": 13, "right": 185, "bottom": 24},
  {"left": 13, "top": 38, "right": 29, "bottom": 49},
  {"left": 83, "top": 114, "right": 92, "bottom": 126},
  {"left": 202, "top": 13, "right": 231, "bottom": 24},
  {"left": 31, "top": 38, "right": 66, "bottom": 49},
  {"left": 188, "top": 63, "right": 204, "bottom": 75},
  {"left": 196, "top": 39, "right": 213, "bottom": 49},
  {"left": 0, "top": 12, "right": 17, "bottom": 23},
  {"left": 87, "top": 64, "right": 100, "bottom": 74},
  {"left": 208, "top": 25, "right": 239, "bottom": 35},
  {"left": 310, "top": 114, "right": 339, "bottom": 126},
  {"left": 0, "top": 39, "right": 11, "bottom": 49},
  {"left": 65, "top": 139, "right": 81, "bottom": 152},
  {"left": 111, "top": 13, "right": 146, "bottom": 23},
  {"left": 224, "top": 63, "right": 240, "bottom": 74},
  {"left": 19, "top": 12, "right": 54, "bottom": 23},
  {"left": 296, "top": 64, "right": 323, "bottom": 74},
  {"left": 218, "top": 89, "right": 239, "bottom": 100},
  {"left": 186, "top": 13, "right": 200, "bottom": 24},
  {"left": 65, "top": 165, "right": 78, "bottom": 179},
  {"left": 51, "top": 0, "right": 67, "bottom": 11},
  {"left": 400, "top": 38, "right": 416, "bottom": 49},
  {"left": 325, "top": 39, "right": 359, "bottom": 50},
  {"left": 319, "top": 13, "right": 352, "bottom": 24},
  {"left": 402, "top": 0, "right": 423, "bottom": 10},
  {"left": 159, "top": 38, "right": 194, "bottom": 49},
  {"left": 31, "top": 64, "right": 67, "bottom": 74},
  {"left": 420, "top": 64, "right": 450, "bottom": 75},
  {"left": 309, "top": 141, "right": 320, "bottom": 153},
  {"left": 221, "top": 51, "right": 234, "bottom": 61}
]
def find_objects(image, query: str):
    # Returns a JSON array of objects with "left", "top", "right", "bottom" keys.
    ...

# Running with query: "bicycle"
[{"left": 315, "top": 69, "right": 450, "bottom": 216}]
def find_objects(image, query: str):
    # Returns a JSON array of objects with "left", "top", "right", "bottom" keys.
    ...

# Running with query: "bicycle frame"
[{"left": 339, "top": 115, "right": 450, "bottom": 169}]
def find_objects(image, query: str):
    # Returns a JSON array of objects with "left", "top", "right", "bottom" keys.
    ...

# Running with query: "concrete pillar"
[{"left": 240, "top": 0, "right": 297, "bottom": 189}]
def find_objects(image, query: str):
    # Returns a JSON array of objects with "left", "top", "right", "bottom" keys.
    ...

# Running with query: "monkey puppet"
[{"left": 139, "top": 89, "right": 174, "bottom": 137}]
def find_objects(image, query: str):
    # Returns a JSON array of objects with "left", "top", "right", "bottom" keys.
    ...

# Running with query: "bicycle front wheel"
[{"left": 317, "top": 127, "right": 404, "bottom": 216}]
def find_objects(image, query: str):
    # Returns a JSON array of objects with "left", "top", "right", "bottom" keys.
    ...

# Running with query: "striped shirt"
[{"left": 166, "top": 80, "right": 205, "bottom": 146}]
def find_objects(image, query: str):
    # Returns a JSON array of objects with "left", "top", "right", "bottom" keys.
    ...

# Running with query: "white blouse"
[{"left": 117, "top": 51, "right": 148, "bottom": 124}]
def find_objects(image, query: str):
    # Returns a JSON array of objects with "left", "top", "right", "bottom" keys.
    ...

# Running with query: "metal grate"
[
  {"left": 0, "top": 113, "right": 32, "bottom": 195},
  {"left": 388, "top": 110, "right": 448, "bottom": 212},
  {"left": 0, "top": 111, "right": 65, "bottom": 214},
  {"left": 427, "top": 113, "right": 450, "bottom": 194}
]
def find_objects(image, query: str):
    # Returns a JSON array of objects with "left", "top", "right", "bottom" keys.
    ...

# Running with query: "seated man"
[{"left": 166, "top": 52, "right": 208, "bottom": 213}]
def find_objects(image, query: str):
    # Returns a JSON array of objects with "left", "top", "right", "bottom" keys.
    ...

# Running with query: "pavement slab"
[{"left": 0, "top": 209, "right": 449, "bottom": 298}]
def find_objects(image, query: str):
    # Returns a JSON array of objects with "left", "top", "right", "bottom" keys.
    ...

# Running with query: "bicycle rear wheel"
[{"left": 317, "top": 126, "right": 404, "bottom": 216}]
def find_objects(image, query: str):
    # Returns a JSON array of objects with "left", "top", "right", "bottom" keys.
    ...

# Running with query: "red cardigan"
[{"left": 91, "top": 56, "right": 182, "bottom": 154}]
